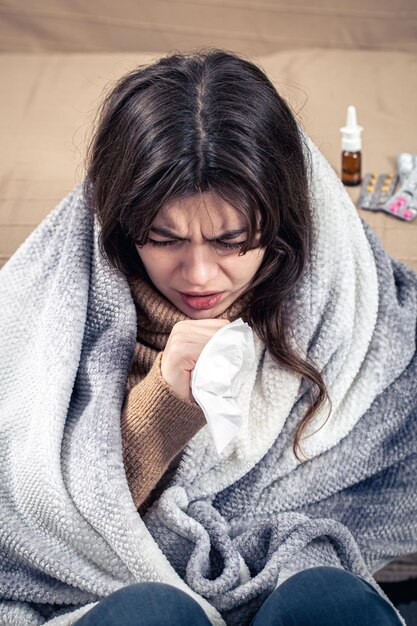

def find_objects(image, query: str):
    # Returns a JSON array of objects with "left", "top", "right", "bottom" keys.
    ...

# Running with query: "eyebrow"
[{"left": 149, "top": 226, "right": 248, "bottom": 241}]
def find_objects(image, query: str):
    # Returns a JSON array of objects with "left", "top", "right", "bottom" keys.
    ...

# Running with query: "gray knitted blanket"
[{"left": 1, "top": 131, "right": 416, "bottom": 626}]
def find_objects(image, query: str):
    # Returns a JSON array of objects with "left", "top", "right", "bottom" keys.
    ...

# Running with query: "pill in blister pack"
[
  {"left": 357, "top": 172, "right": 398, "bottom": 211},
  {"left": 382, "top": 166, "right": 417, "bottom": 222},
  {"left": 397, "top": 153, "right": 417, "bottom": 184}
]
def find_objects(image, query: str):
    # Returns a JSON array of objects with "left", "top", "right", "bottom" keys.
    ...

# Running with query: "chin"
[
  {"left": 179, "top": 302, "right": 226, "bottom": 319},
  {"left": 189, "top": 309, "right": 221, "bottom": 319}
]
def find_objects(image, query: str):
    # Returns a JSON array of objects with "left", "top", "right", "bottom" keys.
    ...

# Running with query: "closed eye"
[{"left": 145, "top": 237, "right": 246, "bottom": 251}]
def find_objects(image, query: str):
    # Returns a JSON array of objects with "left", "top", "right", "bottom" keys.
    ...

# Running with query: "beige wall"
[{"left": 1, "top": 0, "right": 417, "bottom": 55}]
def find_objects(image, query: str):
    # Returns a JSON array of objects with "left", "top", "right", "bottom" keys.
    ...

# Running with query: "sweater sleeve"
[{"left": 121, "top": 351, "right": 206, "bottom": 510}]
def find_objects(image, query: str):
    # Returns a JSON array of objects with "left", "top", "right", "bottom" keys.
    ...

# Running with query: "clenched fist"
[{"left": 161, "top": 319, "right": 230, "bottom": 402}]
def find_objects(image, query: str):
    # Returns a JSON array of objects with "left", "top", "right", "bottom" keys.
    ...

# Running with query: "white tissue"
[{"left": 190, "top": 318, "right": 255, "bottom": 454}]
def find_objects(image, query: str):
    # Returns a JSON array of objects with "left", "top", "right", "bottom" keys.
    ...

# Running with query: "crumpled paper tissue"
[{"left": 190, "top": 318, "right": 255, "bottom": 455}]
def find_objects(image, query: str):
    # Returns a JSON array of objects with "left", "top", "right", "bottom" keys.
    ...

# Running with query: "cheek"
[
  {"left": 243, "top": 249, "right": 265, "bottom": 274},
  {"left": 136, "top": 248, "right": 176, "bottom": 280},
  {"left": 252, "top": 248, "right": 266, "bottom": 271},
  {"left": 240, "top": 253, "right": 264, "bottom": 286},
  {"left": 136, "top": 246, "right": 159, "bottom": 267},
  {"left": 224, "top": 251, "right": 264, "bottom": 283}
]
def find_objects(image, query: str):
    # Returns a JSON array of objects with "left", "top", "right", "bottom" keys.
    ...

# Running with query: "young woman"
[{"left": 1, "top": 49, "right": 415, "bottom": 626}]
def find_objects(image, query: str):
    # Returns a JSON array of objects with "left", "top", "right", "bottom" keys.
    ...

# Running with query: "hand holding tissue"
[{"left": 191, "top": 318, "right": 255, "bottom": 454}]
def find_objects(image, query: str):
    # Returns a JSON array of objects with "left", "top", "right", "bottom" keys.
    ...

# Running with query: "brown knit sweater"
[{"left": 120, "top": 276, "right": 250, "bottom": 515}]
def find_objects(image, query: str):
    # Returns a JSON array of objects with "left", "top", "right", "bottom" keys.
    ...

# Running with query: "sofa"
[{"left": 1, "top": 0, "right": 416, "bottom": 587}]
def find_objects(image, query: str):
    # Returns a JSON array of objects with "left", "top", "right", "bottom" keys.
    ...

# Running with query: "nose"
[{"left": 180, "top": 244, "right": 219, "bottom": 286}]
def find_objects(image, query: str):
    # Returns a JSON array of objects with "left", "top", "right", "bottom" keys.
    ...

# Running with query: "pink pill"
[
  {"left": 396, "top": 196, "right": 407, "bottom": 207},
  {"left": 403, "top": 210, "right": 413, "bottom": 219},
  {"left": 389, "top": 203, "right": 400, "bottom": 213}
]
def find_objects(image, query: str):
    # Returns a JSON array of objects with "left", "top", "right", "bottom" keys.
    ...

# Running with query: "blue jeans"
[{"left": 73, "top": 566, "right": 403, "bottom": 625}]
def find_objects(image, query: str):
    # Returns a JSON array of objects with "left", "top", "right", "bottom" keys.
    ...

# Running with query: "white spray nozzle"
[{"left": 340, "top": 105, "right": 363, "bottom": 152}]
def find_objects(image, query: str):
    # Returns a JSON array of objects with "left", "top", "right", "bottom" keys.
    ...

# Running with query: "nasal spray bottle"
[{"left": 340, "top": 105, "right": 363, "bottom": 186}]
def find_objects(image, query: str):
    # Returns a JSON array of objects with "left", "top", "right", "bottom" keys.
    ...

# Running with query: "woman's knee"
[
  {"left": 74, "top": 581, "right": 212, "bottom": 626},
  {"left": 251, "top": 566, "right": 402, "bottom": 626}
]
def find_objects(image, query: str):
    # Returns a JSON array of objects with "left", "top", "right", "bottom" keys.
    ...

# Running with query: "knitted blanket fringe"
[{"left": 1, "top": 129, "right": 416, "bottom": 625}]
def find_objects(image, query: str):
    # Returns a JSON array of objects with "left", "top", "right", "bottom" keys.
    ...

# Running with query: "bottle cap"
[{"left": 340, "top": 105, "right": 363, "bottom": 152}]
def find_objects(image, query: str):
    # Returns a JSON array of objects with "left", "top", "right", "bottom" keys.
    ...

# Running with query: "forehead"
[{"left": 154, "top": 192, "right": 244, "bottom": 231}]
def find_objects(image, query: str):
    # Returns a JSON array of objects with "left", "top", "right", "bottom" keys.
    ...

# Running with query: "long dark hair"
[{"left": 84, "top": 48, "right": 331, "bottom": 462}]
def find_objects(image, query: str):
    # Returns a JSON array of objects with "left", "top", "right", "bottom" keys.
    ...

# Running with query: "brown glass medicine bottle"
[
  {"left": 340, "top": 106, "right": 363, "bottom": 187},
  {"left": 342, "top": 150, "right": 362, "bottom": 186}
]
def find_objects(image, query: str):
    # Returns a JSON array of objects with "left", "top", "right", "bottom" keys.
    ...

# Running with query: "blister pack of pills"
[
  {"left": 357, "top": 166, "right": 417, "bottom": 222},
  {"left": 357, "top": 172, "right": 398, "bottom": 211},
  {"left": 382, "top": 165, "right": 417, "bottom": 222}
]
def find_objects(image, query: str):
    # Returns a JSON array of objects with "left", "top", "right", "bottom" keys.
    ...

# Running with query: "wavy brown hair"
[{"left": 84, "top": 48, "right": 331, "bottom": 462}]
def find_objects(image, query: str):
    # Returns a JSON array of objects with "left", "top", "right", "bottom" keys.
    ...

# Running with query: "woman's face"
[{"left": 135, "top": 191, "right": 265, "bottom": 319}]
